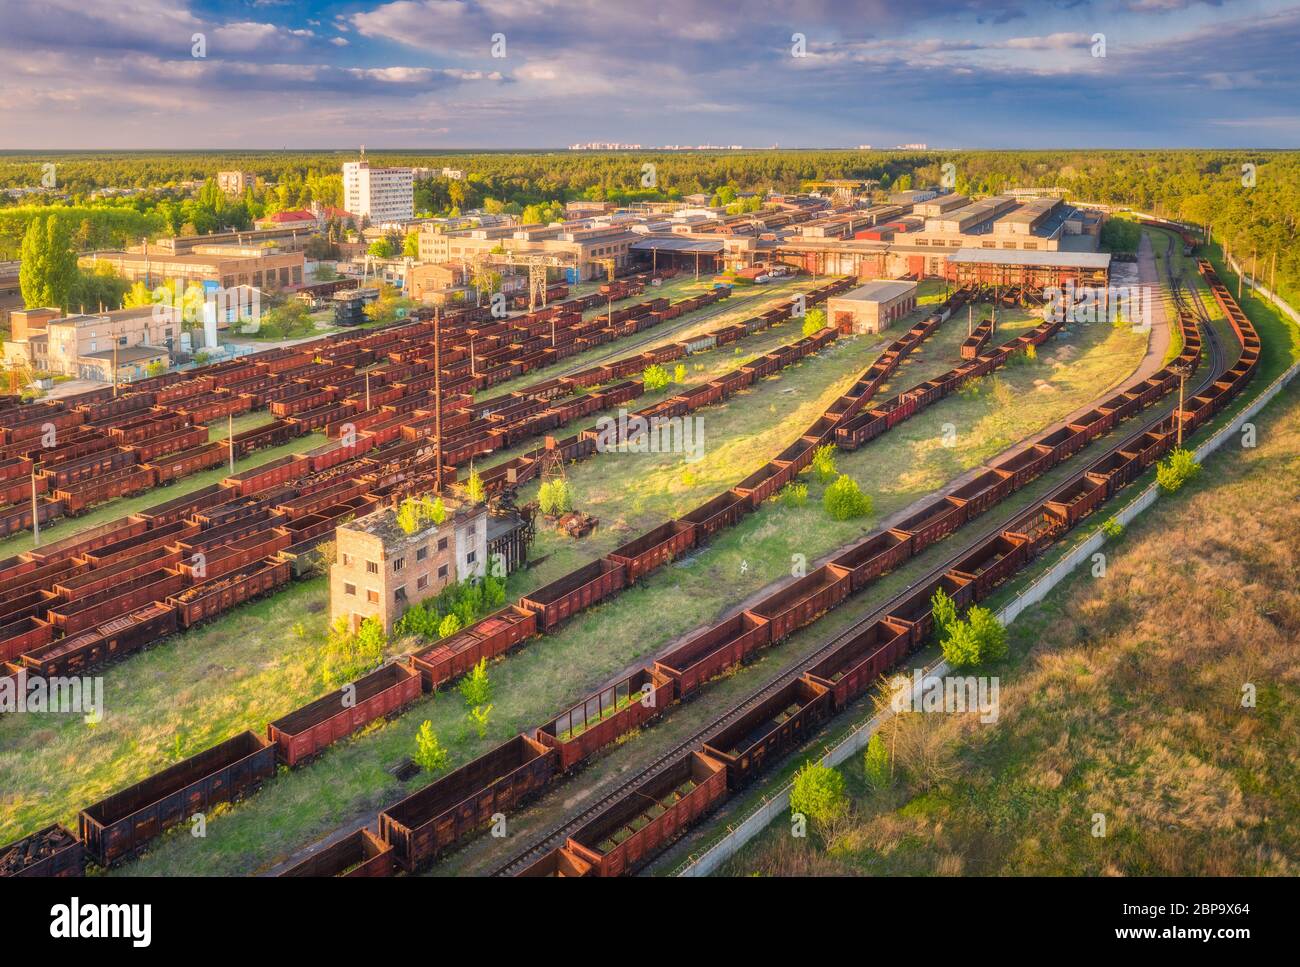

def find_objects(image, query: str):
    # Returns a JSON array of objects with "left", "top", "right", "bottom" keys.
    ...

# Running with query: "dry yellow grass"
[{"left": 727, "top": 381, "right": 1300, "bottom": 878}]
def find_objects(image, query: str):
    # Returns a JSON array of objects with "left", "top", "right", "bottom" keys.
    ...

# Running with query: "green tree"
[
  {"left": 368, "top": 238, "right": 395, "bottom": 259},
  {"left": 465, "top": 466, "right": 486, "bottom": 504},
  {"left": 459, "top": 657, "right": 492, "bottom": 708},
  {"left": 801, "top": 307, "right": 828, "bottom": 338},
  {"left": 941, "top": 605, "right": 1007, "bottom": 667},
  {"left": 823, "top": 473, "right": 873, "bottom": 520},
  {"left": 19, "top": 216, "right": 77, "bottom": 308},
  {"left": 790, "top": 761, "right": 849, "bottom": 834},
  {"left": 931, "top": 587, "right": 958, "bottom": 643},
  {"left": 402, "top": 231, "right": 420, "bottom": 258},
  {"left": 863, "top": 733, "right": 891, "bottom": 790},
  {"left": 414, "top": 720, "right": 449, "bottom": 773}
]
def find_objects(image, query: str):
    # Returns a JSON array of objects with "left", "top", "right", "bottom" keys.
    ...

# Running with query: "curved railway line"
[{"left": 484, "top": 259, "right": 1246, "bottom": 878}]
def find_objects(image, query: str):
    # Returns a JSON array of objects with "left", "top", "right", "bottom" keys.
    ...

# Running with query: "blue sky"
[{"left": 2, "top": 0, "right": 1298, "bottom": 148}]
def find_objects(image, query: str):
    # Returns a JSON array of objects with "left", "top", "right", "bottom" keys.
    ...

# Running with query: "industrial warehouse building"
[{"left": 827, "top": 279, "right": 919, "bottom": 334}]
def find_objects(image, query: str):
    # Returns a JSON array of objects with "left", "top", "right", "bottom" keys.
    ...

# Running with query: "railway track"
[{"left": 488, "top": 271, "right": 1233, "bottom": 877}]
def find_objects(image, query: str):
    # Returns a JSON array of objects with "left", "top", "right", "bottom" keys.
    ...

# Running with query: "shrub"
[
  {"left": 863, "top": 733, "right": 891, "bottom": 790},
  {"left": 414, "top": 721, "right": 449, "bottom": 773},
  {"left": 321, "top": 615, "right": 387, "bottom": 687},
  {"left": 1102, "top": 516, "right": 1124, "bottom": 539},
  {"left": 459, "top": 657, "right": 492, "bottom": 708},
  {"left": 396, "top": 494, "right": 445, "bottom": 534},
  {"left": 790, "top": 761, "right": 849, "bottom": 833},
  {"left": 778, "top": 482, "right": 808, "bottom": 508},
  {"left": 642, "top": 363, "right": 671, "bottom": 392},
  {"left": 467, "top": 703, "right": 493, "bottom": 739},
  {"left": 810, "top": 443, "right": 837, "bottom": 483},
  {"left": 801, "top": 307, "right": 827, "bottom": 338},
  {"left": 1157, "top": 447, "right": 1201, "bottom": 493},
  {"left": 394, "top": 575, "right": 506, "bottom": 640},
  {"left": 823, "top": 473, "right": 873, "bottom": 520},
  {"left": 437, "top": 612, "right": 463, "bottom": 639},
  {"left": 674, "top": 363, "right": 686, "bottom": 383}
]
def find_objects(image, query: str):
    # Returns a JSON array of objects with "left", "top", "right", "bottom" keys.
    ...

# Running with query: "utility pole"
[
  {"left": 968, "top": 304, "right": 973, "bottom": 337},
  {"left": 1271, "top": 250, "right": 1277, "bottom": 294},
  {"left": 1174, "top": 363, "right": 1193, "bottom": 448},
  {"left": 228, "top": 412, "right": 235, "bottom": 473},
  {"left": 365, "top": 369, "right": 371, "bottom": 410},
  {"left": 433, "top": 307, "right": 443, "bottom": 496},
  {"left": 30, "top": 470, "right": 40, "bottom": 547}
]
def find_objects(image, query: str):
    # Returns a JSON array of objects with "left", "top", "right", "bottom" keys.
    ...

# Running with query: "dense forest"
[{"left": 2, "top": 148, "right": 1297, "bottom": 303}]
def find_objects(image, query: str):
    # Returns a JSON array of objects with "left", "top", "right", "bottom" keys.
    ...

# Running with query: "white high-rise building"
[{"left": 343, "top": 149, "right": 413, "bottom": 225}]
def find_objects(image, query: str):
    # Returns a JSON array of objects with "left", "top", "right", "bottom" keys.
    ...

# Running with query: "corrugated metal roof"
[
  {"left": 629, "top": 236, "right": 725, "bottom": 254},
  {"left": 833, "top": 280, "right": 918, "bottom": 303},
  {"left": 946, "top": 248, "right": 1111, "bottom": 268}
]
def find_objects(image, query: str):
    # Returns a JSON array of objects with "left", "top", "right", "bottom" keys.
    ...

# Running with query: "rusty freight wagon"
[
  {"left": 563, "top": 751, "right": 728, "bottom": 877},
  {"left": 517, "top": 846, "right": 594, "bottom": 877},
  {"left": 884, "top": 574, "right": 975, "bottom": 648},
  {"left": 654, "top": 612, "right": 771, "bottom": 698},
  {"left": 378, "top": 734, "right": 557, "bottom": 871},
  {"left": 79, "top": 731, "right": 276, "bottom": 866},
  {"left": 519, "top": 558, "right": 626, "bottom": 631},
  {"left": 949, "top": 469, "right": 1015, "bottom": 519},
  {"left": 805, "top": 618, "right": 913, "bottom": 710},
  {"left": 990, "top": 443, "right": 1054, "bottom": 490},
  {"left": 169, "top": 557, "right": 291, "bottom": 628},
  {"left": 55, "top": 466, "right": 157, "bottom": 515},
  {"left": 605, "top": 520, "right": 696, "bottom": 585},
  {"left": 20, "top": 603, "right": 177, "bottom": 678},
  {"left": 1085, "top": 448, "right": 1141, "bottom": 499},
  {"left": 269, "top": 663, "right": 421, "bottom": 767},
  {"left": 46, "top": 568, "right": 185, "bottom": 635},
  {"left": 745, "top": 564, "right": 851, "bottom": 643},
  {"left": 702, "top": 676, "right": 831, "bottom": 789},
  {"left": 146, "top": 442, "right": 227, "bottom": 484},
  {"left": 0, "top": 823, "right": 85, "bottom": 878},
  {"left": 732, "top": 461, "right": 794, "bottom": 509},
  {"left": 55, "top": 548, "right": 184, "bottom": 600},
  {"left": 406, "top": 605, "right": 537, "bottom": 691},
  {"left": 1043, "top": 476, "right": 1106, "bottom": 528},
  {"left": 0, "top": 615, "right": 55, "bottom": 663},
  {"left": 829, "top": 529, "right": 913, "bottom": 592},
  {"left": 276, "top": 828, "right": 394, "bottom": 878},
  {"left": 949, "top": 533, "right": 1029, "bottom": 599},
  {"left": 536, "top": 667, "right": 674, "bottom": 771},
  {"left": 894, "top": 496, "right": 969, "bottom": 553}
]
